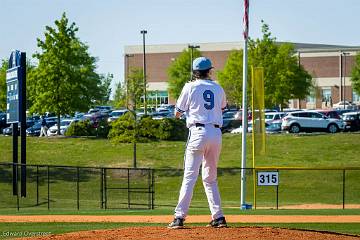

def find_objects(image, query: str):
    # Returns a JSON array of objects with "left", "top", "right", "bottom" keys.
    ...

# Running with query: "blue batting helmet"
[{"left": 192, "top": 57, "right": 213, "bottom": 71}]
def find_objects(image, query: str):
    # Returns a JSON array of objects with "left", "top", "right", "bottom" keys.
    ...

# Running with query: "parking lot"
[{"left": 1, "top": 104, "right": 360, "bottom": 138}]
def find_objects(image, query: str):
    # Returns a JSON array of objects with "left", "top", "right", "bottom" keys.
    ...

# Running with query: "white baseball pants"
[{"left": 174, "top": 124, "right": 224, "bottom": 220}]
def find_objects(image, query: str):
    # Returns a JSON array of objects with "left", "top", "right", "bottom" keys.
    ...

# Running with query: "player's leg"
[
  {"left": 202, "top": 127, "right": 225, "bottom": 221},
  {"left": 174, "top": 127, "right": 205, "bottom": 219}
]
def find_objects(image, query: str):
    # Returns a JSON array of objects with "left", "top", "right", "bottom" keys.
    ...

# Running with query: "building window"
[
  {"left": 353, "top": 90, "right": 360, "bottom": 103},
  {"left": 307, "top": 90, "right": 315, "bottom": 104},
  {"left": 322, "top": 88, "right": 331, "bottom": 102},
  {"left": 147, "top": 91, "right": 169, "bottom": 107}
]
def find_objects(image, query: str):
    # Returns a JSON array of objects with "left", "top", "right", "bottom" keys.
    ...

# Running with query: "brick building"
[{"left": 124, "top": 42, "right": 360, "bottom": 109}]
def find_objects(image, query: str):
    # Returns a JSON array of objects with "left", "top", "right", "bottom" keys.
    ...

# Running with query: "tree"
[
  {"left": 218, "top": 21, "right": 312, "bottom": 109},
  {"left": 127, "top": 67, "right": 145, "bottom": 111},
  {"left": 351, "top": 52, "right": 360, "bottom": 95},
  {"left": 167, "top": 48, "right": 201, "bottom": 99},
  {"left": 113, "top": 80, "right": 126, "bottom": 109},
  {"left": 96, "top": 73, "right": 113, "bottom": 105},
  {"left": 248, "top": 21, "right": 312, "bottom": 109},
  {"left": 29, "top": 13, "right": 105, "bottom": 134},
  {"left": 0, "top": 60, "right": 7, "bottom": 111},
  {"left": 217, "top": 50, "right": 244, "bottom": 107}
]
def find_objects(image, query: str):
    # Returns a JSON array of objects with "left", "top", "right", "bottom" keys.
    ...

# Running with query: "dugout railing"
[{"left": 0, "top": 163, "right": 155, "bottom": 210}]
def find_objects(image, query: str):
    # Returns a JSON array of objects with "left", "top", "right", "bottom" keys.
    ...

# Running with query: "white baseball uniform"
[{"left": 174, "top": 79, "right": 227, "bottom": 220}]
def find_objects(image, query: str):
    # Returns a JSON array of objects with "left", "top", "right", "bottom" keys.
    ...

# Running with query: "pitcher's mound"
[{"left": 19, "top": 226, "right": 359, "bottom": 240}]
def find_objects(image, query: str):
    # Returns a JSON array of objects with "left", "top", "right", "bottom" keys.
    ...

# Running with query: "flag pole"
[{"left": 241, "top": 0, "right": 250, "bottom": 210}]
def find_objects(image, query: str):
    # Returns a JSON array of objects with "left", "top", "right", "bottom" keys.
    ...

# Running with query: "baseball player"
[{"left": 168, "top": 57, "right": 227, "bottom": 229}]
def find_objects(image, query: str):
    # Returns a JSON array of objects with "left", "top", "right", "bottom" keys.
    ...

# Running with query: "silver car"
[{"left": 281, "top": 110, "right": 344, "bottom": 133}]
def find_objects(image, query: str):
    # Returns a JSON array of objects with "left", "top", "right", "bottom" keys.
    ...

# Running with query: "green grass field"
[
  {"left": 1, "top": 133, "right": 360, "bottom": 168},
  {"left": 0, "top": 133, "right": 360, "bottom": 237}
]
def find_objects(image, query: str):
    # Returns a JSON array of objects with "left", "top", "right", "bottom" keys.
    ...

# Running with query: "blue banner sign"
[{"left": 6, "top": 50, "right": 22, "bottom": 124}]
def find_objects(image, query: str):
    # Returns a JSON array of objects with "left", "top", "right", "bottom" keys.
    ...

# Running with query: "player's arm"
[
  {"left": 221, "top": 88, "right": 227, "bottom": 112},
  {"left": 175, "top": 84, "right": 190, "bottom": 119}
]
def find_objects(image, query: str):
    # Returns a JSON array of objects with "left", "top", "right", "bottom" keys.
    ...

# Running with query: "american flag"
[{"left": 243, "top": 0, "right": 249, "bottom": 40}]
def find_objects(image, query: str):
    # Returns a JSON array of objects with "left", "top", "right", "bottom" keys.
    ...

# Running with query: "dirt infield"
[
  {"left": 16, "top": 226, "right": 360, "bottom": 240},
  {"left": 1, "top": 214, "right": 360, "bottom": 223},
  {"left": 2, "top": 215, "right": 359, "bottom": 239}
]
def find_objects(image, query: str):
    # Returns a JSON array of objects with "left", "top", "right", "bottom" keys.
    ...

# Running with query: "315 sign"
[{"left": 257, "top": 172, "right": 279, "bottom": 186}]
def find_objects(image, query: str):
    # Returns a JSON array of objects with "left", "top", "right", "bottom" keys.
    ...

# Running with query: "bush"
[
  {"left": 108, "top": 112, "right": 188, "bottom": 143},
  {"left": 108, "top": 112, "right": 136, "bottom": 143},
  {"left": 94, "top": 119, "right": 110, "bottom": 138},
  {"left": 65, "top": 119, "right": 110, "bottom": 138},
  {"left": 138, "top": 115, "right": 160, "bottom": 141},
  {"left": 65, "top": 120, "right": 93, "bottom": 136},
  {"left": 158, "top": 118, "right": 188, "bottom": 141}
]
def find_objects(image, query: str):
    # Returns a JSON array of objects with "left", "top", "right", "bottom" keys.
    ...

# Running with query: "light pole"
[
  {"left": 125, "top": 54, "right": 134, "bottom": 110},
  {"left": 342, "top": 52, "right": 350, "bottom": 109},
  {"left": 140, "top": 30, "right": 147, "bottom": 115},
  {"left": 188, "top": 44, "right": 200, "bottom": 80}
]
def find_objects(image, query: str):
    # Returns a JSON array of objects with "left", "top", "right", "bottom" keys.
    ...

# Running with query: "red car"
[{"left": 315, "top": 110, "right": 341, "bottom": 119}]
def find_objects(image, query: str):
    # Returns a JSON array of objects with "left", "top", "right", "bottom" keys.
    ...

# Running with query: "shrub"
[
  {"left": 138, "top": 115, "right": 160, "bottom": 141},
  {"left": 158, "top": 118, "right": 188, "bottom": 141},
  {"left": 65, "top": 119, "right": 110, "bottom": 138},
  {"left": 108, "top": 112, "right": 188, "bottom": 143},
  {"left": 108, "top": 112, "right": 136, "bottom": 143},
  {"left": 93, "top": 119, "right": 110, "bottom": 138},
  {"left": 65, "top": 120, "right": 93, "bottom": 136}
]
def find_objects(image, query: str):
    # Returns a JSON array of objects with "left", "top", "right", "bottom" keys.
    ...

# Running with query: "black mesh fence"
[
  {"left": 0, "top": 163, "right": 154, "bottom": 210},
  {"left": 1, "top": 164, "right": 360, "bottom": 210}
]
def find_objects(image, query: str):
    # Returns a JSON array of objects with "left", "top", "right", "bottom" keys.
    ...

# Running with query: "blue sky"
[{"left": 1, "top": 0, "right": 359, "bottom": 97}]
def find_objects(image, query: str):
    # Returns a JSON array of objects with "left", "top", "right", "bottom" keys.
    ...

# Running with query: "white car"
[
  {"left": 47, "top": 119, "right": 77, "bottom": 136},
  {"left": 230, "top": 122, "right": 253, "bottom": 134},
  {"left": 107, "top": 109, "right": 129, "bottom": 123},
  {"left": 333, "top": 101, "right": 357, "bottom": 110},
  {"left": 281, "top": 111, "right": 344, "bottom": 133},
  {"left": 264, "top": 112, "right": 285, "bottom": 123}
]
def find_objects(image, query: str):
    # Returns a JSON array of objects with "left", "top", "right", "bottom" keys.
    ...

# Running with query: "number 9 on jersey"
[{"left": 203, "top": 90, "right": 214, "bottom": 110}]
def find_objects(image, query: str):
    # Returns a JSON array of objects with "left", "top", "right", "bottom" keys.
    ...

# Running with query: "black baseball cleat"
[
  {"left": 168, "top": 218, "right": 184, "bottom": 229},
  {"left": 206, "top": 216, "right": 227, "bottom": 228}
]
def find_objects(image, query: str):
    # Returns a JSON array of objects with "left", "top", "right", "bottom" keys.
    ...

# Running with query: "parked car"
[
  {"left": 44, "top": 117, "right": 58, "bottom": 128},
  {"left": 266, "top": 120, "right": 282, "bottom": 134},
  {"left": 2, "top": 119, "right": 39, "bottom": 136},
  {"left": 152, "top": 110, "right": 174, "bottom": 120},
  {"left": 342, "top": 111, "right": 360, "bottom": 131},
  {"left": 136, "top": 107, "right": 156, "bottom": 118},
  {"left": 74, "top": 112, "right": 85, "bottom": 120},
  {"left": 336, "top": 109, "right": 356, "bottom": 119},
  {"left": 230, "top": 122, "right": 253, "bottom": 134},
  {"left": 333, "top": 101, "right": 357, "bottom": 110},
  {"left": 47, "top": 119, "right": 77, "bottom": 136},
  {"left": 0, "top": 112, "right": 9, "bottom": 131},
  {"left": 26, "top": 121, "right": 42, "bottom": 136},
  {"left": 264, "top": 112, "right": 285, "bottom": 123},
  {"left": 281, "top": 110, "right": 344, "bottom": 133},
  {"left": 315, "top": 110, "right": 341, "bottom": 119},
  {"left": 95, "top": 105, "right": 113, "bottom": 115},
  {"left": 222, "top": 110, "right": 242, "bottom": 133},
  {"left": 282, "top": 108, "right": 304, "bottom": 113},
  {"left": 88, "top": 108, "right": 101, "bottom": 115},
  {"left": 107, "top": 109, "right": 129, "bottom": 123},
  {"left": 2, "top": 125, "right": 16, "bottom": 135}
]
